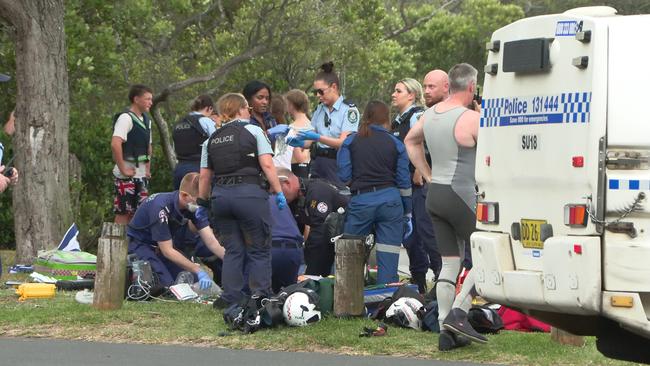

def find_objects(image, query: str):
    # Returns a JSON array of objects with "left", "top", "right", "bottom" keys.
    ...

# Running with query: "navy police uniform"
[
  {"left": 201, "top": 119, "right": 274, "bottom": 305},
  {"left": 172, "top": 112, "right": 216, "bottom": 189},
  {"left": 126, "top": 191, "right": 210, "bottom": 287},
  {"left": 310, "top": 96, "right": 359, "bottom": 186},
  {"left": 337, "top": 125, "right": 412, "bottom": 284},
  {"left": 391, "top": 104, "right": 442, "bottom": 283},
  {"left": 293, "top": 178, "right": 350, "bottom": 277},
  {"left": 269, "top": 199, "right": 303, "bottom": 292}
]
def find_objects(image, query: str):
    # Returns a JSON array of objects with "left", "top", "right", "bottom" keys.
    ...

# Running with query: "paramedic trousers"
[
  {"left": 403, "top": 184, "right": 442, "bottom": 278},
  {"left": 173, "top": 160, "right": 200, "bottom": 190},
  {"left": 128, "top": 239, "right": 184, "bottom": 288},
  {"left": 210, "top": 183, "right": 272, "bottom": 305},
  {"left": 344, "top": 187, "right": 403, "bottom": 284}
]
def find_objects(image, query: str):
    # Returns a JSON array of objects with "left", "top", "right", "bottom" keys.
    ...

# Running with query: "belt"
[
  {"left": 214, "top": 175, "right": 261, "bottom": 185},
  {"left": 351, "top": 184, "right": 394, "bottom": 195},
  {"left": 271, "top": 240, "right": 303, "bottom": 249},
  {"left": 315, "top": 148, "right": 337, "bottom": 159}
]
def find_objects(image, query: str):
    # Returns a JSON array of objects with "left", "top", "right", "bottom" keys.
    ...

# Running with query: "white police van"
[{"left": 472, "top": 6, "right": 650, "bottom": 362}]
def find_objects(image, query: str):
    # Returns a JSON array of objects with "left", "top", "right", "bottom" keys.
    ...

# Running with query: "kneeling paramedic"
[
  {"left": 126, "top": 172, "right": 225, "bottom": 290},
  {"left": 336, "top": 101, "right": 412, "bottom": 284},
  {"left": 276, "top": 167, "right": 350, "bottom": 277},
  {"left": 198, "top": 92, "right": 286, "bottom": 307}
]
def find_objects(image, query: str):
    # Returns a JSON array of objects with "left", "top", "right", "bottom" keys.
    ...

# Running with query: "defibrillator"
[{"left": 472, "top": 6, "right": 650, "bottom": 362}]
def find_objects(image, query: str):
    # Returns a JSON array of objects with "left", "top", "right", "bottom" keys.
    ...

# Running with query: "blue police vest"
[
  {"left": 348, "top": 129, "right": 398, "bottom": 192},
  {"left": 207, "top": 121, "right": 260, "bottom": 177},
  {"left": 173, "top": 113, "right": 208, "bottom": 162}
]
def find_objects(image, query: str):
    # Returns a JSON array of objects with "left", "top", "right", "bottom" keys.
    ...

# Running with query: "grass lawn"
[{"left": 0, "top": 250, "right": 640, "bottom": 365}]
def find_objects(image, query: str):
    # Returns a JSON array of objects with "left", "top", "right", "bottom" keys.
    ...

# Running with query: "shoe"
[
  {"left": 438, "top": 330, "right": 471, "bottom": 351},
  {"left": 212, "top": 296, "right": 229, "bottom": 310},
  {"left": 442, "top": 308, "right": 488, "bottom": 344},
  {"left": 175, "top": 271, "right": 194, "bottom": 285}
]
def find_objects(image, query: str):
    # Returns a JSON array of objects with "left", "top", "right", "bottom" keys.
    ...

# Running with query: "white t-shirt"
[{"left": 112, "top": 112, "right": 152, "bottom": 179}]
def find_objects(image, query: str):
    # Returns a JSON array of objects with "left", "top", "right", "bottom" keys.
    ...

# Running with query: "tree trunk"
[
  {"left": 151, "top": 106, "right": 177, "bottom": 170},
  {"left": 0, "top": 0, "right": 71, "bottom": 262}
]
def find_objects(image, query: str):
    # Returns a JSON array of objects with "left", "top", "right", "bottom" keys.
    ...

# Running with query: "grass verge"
[{"left": 0, "top": 250, "right": 640, "bottom": 365}]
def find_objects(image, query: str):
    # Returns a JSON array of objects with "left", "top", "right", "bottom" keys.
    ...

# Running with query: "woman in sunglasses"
[
  {"left": 291, "top": 62, "right": 360, "bottom": 187},
  {"left": 337, "top": 101, "right": 413, "bottom": 284}
]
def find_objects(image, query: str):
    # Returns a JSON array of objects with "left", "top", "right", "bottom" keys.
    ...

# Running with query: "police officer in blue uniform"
[
  {"left": 294, "top": 62, "right": 359, "bottom": 187},
  {"left": 391, "top": 78, "right": 442, "bottom": 293},
  {"left": 337, "top": 101, "right": 412, "bottom": 284},
  {"left": 172, "top": 95, "right": 217, "bottom": 190},
  {"left": 276, "top": 167, "right": 350, "bottom": 277},
  {"left": 198, "top": 93, "right": 286, "bottom": 307},
  {"left": 127, "top": 172, "right": 225, "bottom": 289}
]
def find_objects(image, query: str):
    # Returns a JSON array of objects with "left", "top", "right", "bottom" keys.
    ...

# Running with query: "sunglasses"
[
  {"left": 324, "top": 113, "right": 330, "bottom": 128},
  {"left": 313, "top": 86, "right": 331, "bottom": 96}
]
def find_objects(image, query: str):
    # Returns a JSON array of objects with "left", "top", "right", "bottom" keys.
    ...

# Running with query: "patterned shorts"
[{"left": 113, "top": 177, "right": 149, "bottom": 215}]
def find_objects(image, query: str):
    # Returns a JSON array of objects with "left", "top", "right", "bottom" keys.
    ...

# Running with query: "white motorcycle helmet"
[
  {"left": 385, "top": 297, "right": 424, "bottom": 330},
  {"left": 282, "top": 292, "right": 321, "bottom": 326}
]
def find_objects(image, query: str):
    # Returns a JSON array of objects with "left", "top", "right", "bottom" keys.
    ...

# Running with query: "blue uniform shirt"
[
  {"left": 269, "top": 198, "right": 303, "bottom": 245},
  {"left": 312, "top": 96, "right": 360, "bottom": 149},
  {"left": 189, "top": 111, "right": 217, "bottom": 137},
  {"left": 200, "top": 120, "right": 273, "bottom": 168},
  {"left": 126, "top": 191, "right": 209, "bottom": 247}
]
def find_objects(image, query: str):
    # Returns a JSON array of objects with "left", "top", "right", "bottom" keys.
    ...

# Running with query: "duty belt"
[
  {"left": 315, "top": 148, "right": 337, "bottom": 159},
  {"left": 214, "top": 175, "right": 261, "bottom": 186},
  {"left": 351, "top": 183, "right": 394, "bottom": 195}
]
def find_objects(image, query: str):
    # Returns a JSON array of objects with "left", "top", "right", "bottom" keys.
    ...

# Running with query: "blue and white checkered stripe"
[
  {"left": 609, "top": 179, "right": 650, "bottom": 190},
  {"left": 562, "top": 92, "right": 591, "bottom": 123},
  {"left": 480, "top": 98, "right": 502, "bottom": 127}
]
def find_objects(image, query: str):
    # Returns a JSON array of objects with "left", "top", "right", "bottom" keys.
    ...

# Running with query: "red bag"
[{"left": 497, "top": 306, "right": 551, "bottom": 333}]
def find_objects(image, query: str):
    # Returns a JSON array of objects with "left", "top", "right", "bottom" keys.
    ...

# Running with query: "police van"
[{"left": 472, "top": 6, "right": 650, "bottom": 362}]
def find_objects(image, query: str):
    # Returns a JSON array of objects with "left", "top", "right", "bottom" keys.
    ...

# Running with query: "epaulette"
[{"left": 343, "top": 99, "right": 357, "bottom": 108}]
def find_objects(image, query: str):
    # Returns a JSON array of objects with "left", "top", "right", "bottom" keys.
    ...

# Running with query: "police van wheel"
[{"left": 596, "top": 318, "right": 650, "bottom": 364}]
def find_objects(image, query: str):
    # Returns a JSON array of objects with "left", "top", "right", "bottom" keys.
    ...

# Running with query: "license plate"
[{"left": 520, "top": 219, "right": 547, "bottom": 249}]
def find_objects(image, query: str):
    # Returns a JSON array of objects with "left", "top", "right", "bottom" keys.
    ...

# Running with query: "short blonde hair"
[
  {"left": 217, "top": 93, "right": 247, "bottom": 122},
  {"left": 285, "top": 89, "right": 310, "bottom": 114},
  {"left": 179, "top": 172, "right": 200, "bottom": 196}
]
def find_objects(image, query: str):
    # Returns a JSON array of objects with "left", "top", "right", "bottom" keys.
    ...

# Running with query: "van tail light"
[
  {"left": 564, "top": 204, "right": 588, "bottom": 227},
  {"left": 477, "top": 202, "right": 499, "bottom": 224}
]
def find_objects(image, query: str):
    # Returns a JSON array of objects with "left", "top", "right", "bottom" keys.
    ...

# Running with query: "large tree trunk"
[{"left": 0, "top": 0, "right": 71, "bottom": 262}]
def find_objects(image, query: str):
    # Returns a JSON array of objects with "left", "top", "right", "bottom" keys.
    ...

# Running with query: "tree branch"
[
  {"left": 150, "top": 106, "right": 177, "bottom": 169},
  {"left": 157, "top": 0, "right": 222, "bottom": 52},
  {"left": 386, "top": 0, "right": 461, "bottom": 39}
]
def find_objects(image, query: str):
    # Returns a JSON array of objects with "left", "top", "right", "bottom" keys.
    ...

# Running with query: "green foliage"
[{"left": 0, "top": 0, "right": 539, "bottom": 249}]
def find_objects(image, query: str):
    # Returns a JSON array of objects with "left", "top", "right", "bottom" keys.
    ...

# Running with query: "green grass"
[{"left": 0, "top": 250, "right": 641, "bottom": 365}]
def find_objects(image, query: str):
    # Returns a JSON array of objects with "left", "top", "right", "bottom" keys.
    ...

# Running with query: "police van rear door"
[
  {"left": 476, "top": 13, "right": 608, "bottom": 271},
  {"left": 603, "top": 15, "right": 650, "bottom": 292}
]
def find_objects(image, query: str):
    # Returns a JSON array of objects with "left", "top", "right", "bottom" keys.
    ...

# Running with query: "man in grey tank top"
[{"left": 405, "top": 63, "right": 486, "bottom": 350}]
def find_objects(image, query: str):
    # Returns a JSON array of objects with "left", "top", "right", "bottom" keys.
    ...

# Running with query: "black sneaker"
[
  {"left": 411, "top": 272, "right": 427, "bottom": 294},
  {"left": 442, "top": 308, "right": 488, "bottom": 344},
  {"left": 438, "top": 330, "right": 471, "bottom": 351}
]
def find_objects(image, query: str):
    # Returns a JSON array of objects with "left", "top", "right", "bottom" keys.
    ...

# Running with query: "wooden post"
[
  {"left": 93, "top": 223, "right": 128, "bottom": 310},
  {"left": 551, "top": 327, "right": 585, "bottom": 347},
  {"left": 334, "top": 236, "right": 365, "bottom": 317}
]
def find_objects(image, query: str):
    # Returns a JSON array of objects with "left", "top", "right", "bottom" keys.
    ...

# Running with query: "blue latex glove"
[
  {"left": 276, "top": 191, "right": 287, "bottom": 210},
  {"left": 403, "top": 215, "right": 413, "bottom": 240},
  {"left": 197, "top": 270, "right": 212, "bottom": 290},
  {"left": 297, "top": 130, "right": 320, "bottom": 141},
  {"left": 195, "top": 206, "right": 209, "bottom": 222},
  {"left": 267, "top": 124, "right": 290, "bottom": 137},
  {"left": 286, "top": 136, "right": 306, "bottom": 148}
]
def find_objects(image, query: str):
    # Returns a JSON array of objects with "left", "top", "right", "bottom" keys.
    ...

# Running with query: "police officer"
[
  {"left": 337, "top": 101, "right": 412, "bottom": 285},
  {"left": 127, "top": 172, "right": 225, "bottom": 289},
  {"left": 198, "top": 92, "right": 286, "bottom": 307},
  {"left": 276, "top": 167, "right": 350, "bottom": 277},
  {"left": 391, "top": 78, "right": 442, "bottom": 293},
  {"left": 172, "top": 95, "right": 217, "bottom": 190},
  {"left": 294, "top": 62, "right": 359, "bottom": 187}
]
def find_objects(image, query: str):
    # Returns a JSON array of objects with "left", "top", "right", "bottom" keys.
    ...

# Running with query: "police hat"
[{"left": 0, "top": 73, "right": 10, "bottom": 82}]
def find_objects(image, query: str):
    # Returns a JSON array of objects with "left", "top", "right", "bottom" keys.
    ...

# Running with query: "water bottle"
[{"left": 191, "top": 281, "right": 223, "bottom": 299}]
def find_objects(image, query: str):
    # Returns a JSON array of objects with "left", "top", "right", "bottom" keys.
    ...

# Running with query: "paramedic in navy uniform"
[
  {"left": 337, "top": 101, "right": 412, "bottom": 284},
  {"left": 296, "top": 62, "right": 359, "bottom": 187},
  {"left": 126, "top": 172, "right": 225, "bottom": 289},
  {"left": 198, "top": 93, "right": 286, "bottom": 307}
]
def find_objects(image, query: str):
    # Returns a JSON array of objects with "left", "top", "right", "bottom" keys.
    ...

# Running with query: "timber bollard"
[
  {"left": 93, "top": 222, "right": 128, "bottom": 310},
  {"left": 333, "top": 235, "right": 365, "bottom": 317},
  {"left": 551, "top": 327, "right": 585, "bottom": 347}
]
